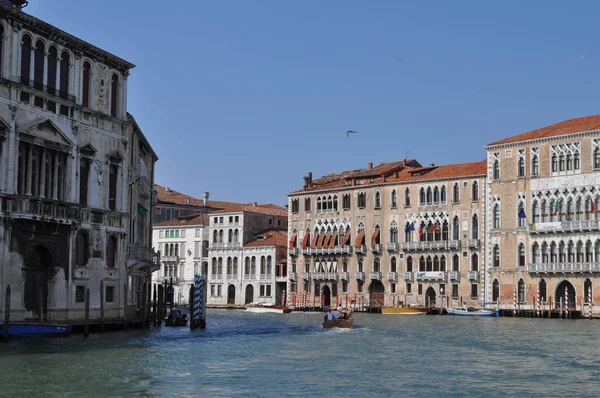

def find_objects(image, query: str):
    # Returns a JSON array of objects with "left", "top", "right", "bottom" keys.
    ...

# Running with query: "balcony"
[
  {"left": 448, "top": 271, "right": 460, "bottom": 281},
  {"left": 9, "top": 196, "right": 80, "bottom": 224},
  {"left": 275, "top": 275, "right": 287, "bottom": 282},
  {"left": 162, "top": 255, "right": 180, "bottom": 263},
  {"left": 210, "top": 242, "right": 241, "bottom": 250},
  {"left": 529, "top": 220, "right": 600, "bottom": 234},
  {"left": 416, "top": 271, "right": 446, "bottom": 281},
  {"left": 386, "top": 243, "right": 399, "bottom": 252},
  {"left": 340, "top": 272, "right": 349, "bottom": 280},
  {"left": 387, "top": 272, "right": 398, "bottom": 281},
  {"left": 402, "top": 272, "right": 413, "bottom": 281},
  {"left": 301, "top": 272, "right": 311, "bottom": 280},
  {"left": 127, "top": 244, "right": 159, "bottom": 272},
  {"left": 448, "top": 240, "right": 461, "bottom": 250},
  {"left": 302, "top": 248, "right": 311, "bottom": 256},
  {"left": 289, "top": 248, "right": 298, "bottom": 256},
  {"left": 139, "top": 175, "right": 151, "bottom": 199},
  {"left": 289, "top": 272, "right": 297, "bottom": 281},
  {"left": 325, "top": 272, "right": 338, "bottom": 280},
  {"left": 400, "top": 241, "right": 453, "bottom": 251},
  {"left": 226, "top": 274, "right": 239, "bottom": 280},
  {"left": 369, "top": 272, "right": 382, "bottom": 280},
  {"left": 468, "top": 239, "right": 480, "bottom": 249},
  {"left": 468, "top": 271, "right": 480, "bottom": 281},
  {"left": 312, "top": 272, "right": 324, "bottom": 280},
  {"left": 355, "top": 272, "right": 365, "bottom": 281},
  {"left": 355, "top": 245, "right": 365, "bottom": 254},
  {"left": 209, "top": 274, "right": 223, "bottom": 280},
  {"left": 244, "top": 273, "right": 257, "bottom": 280},
  {"left": 372, "top": 244, "right": 382, "bottom": 254},
  {"left": 527, "top": 262, "right": 600, "bottom": 274}
]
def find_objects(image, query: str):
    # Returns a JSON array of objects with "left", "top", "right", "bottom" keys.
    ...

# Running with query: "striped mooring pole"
[
  {"left": 565, "top": 287, "right": 569, "bottom": 319},
  {"left": 281, "top": 290, "right": 286, "bottom": 307},
  {"left": 319, "top": 293, "right": 323, "bottom": 309},
  {"left": 536, "top": 287, "right": 540, "bottom": 317},
  {"left": 513, "top": 289, "right": 517, "bottom": 316},
  {"left": 589, "top": 286, "right": 593, "bottom": 319}
]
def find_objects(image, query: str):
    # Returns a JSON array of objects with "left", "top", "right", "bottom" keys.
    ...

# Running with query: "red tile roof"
[
  {"left": 244, "top": 230, "right": 288, "bottom": 248},
  {"left": 388, "top": 160, "right": 487, "bottom": 182},
  {"left": 488, "top": 115, "right": 600, "bottom": 146},
  {"left": 154, "top": 214, "right": 209, "bottom": 227}
]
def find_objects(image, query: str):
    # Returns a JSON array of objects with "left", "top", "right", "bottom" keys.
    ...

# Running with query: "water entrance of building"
[
  {"left": 322, "top": 285, "right": 331, "bottom": 307},
  {"left": 425, "top": 287, "right": 436, "bottom": 307},
  {"left": 227, "top": 284, "right": 236, "bottom": 304},
  {"left": 555, "top": 280, "right": 575, "bottom": 309},
  {"left": 369, "top": 280, "right": 385, "bottom": 307},
  {"left": 245, "top": 285, "right": 254, "bottom": 304},
  {"left": 24, "top": 245, "right": 52, "bottom": 321}
]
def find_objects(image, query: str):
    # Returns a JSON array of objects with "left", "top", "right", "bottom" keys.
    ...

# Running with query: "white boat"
[
  {"left": 446, "top": 307, "right": 498, "bottom": 317},
  {"left": 245, "top": 302, "right": 291, "bottom": 314}
]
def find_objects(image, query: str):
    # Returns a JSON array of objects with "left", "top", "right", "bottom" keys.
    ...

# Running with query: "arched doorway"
[
  {"left": 24, "top": 245, "right": 52, "bottom": 320},
  {"left": 245, "top": 285, "right": 254, "bottom": 304},
  {"left": 322, "top": 285, "right": 331, "bottom": 307},
  {"left": 555, "top": 280, "right": 575, "bottom": 309},
  {"left": 425, "top": 287, "right": 436, "bottom": 307},
  {"left": 227, "top": 284, "right": 236, "bottom": 305},
  {"left": 369, "top": 280, "right": 385, "bottom": 307}
]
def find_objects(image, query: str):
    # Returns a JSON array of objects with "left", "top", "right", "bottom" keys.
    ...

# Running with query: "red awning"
[
  {"left": 329, "top": 234, "right": 336, "bottom": 248},
  {"left": 302, "top": 232, "right": 310, "bottom": 250},
  {"left": 311, "top": 233, "right": 319, "bottom": 249},
  {"left": 341, "top": 232, "right": 351, "bottom": 246},
  {"left": 317, "top": 233, "right": 326, "bottom": 248},
  {"left": 354, "top": 231, "right": 365, "bottom": 248},
  {"left": 371, "top": 229, "right": 380, "bottom": 247},
  {"left": 289, "top": 233, "right": 297, "bottom": 250},
  {"left": 323, "top": 233, "right": 332, "bottom": 248}
]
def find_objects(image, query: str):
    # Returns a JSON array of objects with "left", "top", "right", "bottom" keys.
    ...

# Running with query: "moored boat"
[
  {"left": 245, "top": 302, "right": 292, "bottom": 314},
  {"left": 165, "top": 309, "right": 188, "bottom": 326},
  {"left": 0, "top": 322, "right": 72, "bottom": 337},
  {"left": 446, "top": 307, "right": 499, "bottom": 317},
  {"left": 381, "top": 306, "right": 428, "bottom": 315},
  {"left": 322, "top": 310, "right": 355, "bottom": 328}
]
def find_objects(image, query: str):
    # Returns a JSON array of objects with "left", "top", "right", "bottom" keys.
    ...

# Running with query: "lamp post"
[{"left": 440, "top": 286, "right": 445, "bottom": 315}]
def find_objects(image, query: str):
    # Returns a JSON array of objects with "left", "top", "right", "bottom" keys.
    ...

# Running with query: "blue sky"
[{"left": 27, "top": 1, "right": 600, "bottom": 206}]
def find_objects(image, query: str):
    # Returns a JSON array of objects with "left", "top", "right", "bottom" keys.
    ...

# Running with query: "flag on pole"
[
  {"left": 553, "top": 200, "right": 560, "bottom": 216},
  {"left": 418, "top": 226, "right": 425, "bottom": 236},
  {"left": 518, "top": 209, "right": 526, "bottom": 219},
  {"left": 529, "top": 223, "right": 537, "bottom": 232},
  {"left": 404, "top": 222, "right": 415, "bottom": 233}
]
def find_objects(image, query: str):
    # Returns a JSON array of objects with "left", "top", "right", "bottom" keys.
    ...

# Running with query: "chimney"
[
  {"left": 203, "top": 192, "right": 209, "bottom": 206},
  {"left": 368, "top": 162, "right": 373, "bottom": 169},
  {"left": 303, "top": 176, "right": 309, "bottom": 190},
  {"left": 252, "top": 202, "right": 257, "bottom": 206},
  {"left": 187, "top": 198, "right": 190, "bottom": 205},
  {"left": 165, "top": 187, "right": 170, "bottom": 192},
  {"left": 430, "top": 163, "right": 435, "bottom": 167}
]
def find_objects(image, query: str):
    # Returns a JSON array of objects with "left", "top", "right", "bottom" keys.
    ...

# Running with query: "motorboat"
[
  {"left": 322, "top": 310, "right": 355, "bottom": 328},
  {"left": 381, "top": 306, "right": 428, "bottom": 315},
  {"left": 165, "top": 309, "right": 188, "bottom": 326},
  {"left": 446, "top": 307, "right": 499, "bottom": 317},
  {"left": 0, "top": 322, "right": 72, "bottom": 337},
  {"left": 245, "top": 302, "right": 292, "bottom": 314}
]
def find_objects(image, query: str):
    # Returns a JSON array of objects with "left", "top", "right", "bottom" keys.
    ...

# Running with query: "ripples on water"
[{"left": 1, "top": 311, "right": 600, "bottom": 397}]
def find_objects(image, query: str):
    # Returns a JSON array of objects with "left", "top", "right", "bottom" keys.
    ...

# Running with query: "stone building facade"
[
  {"left": 287, "top": 160, "right": 487, "bottom": 309},
  {"left": 485, "top": 115, "right": 600, "bottom": 313},
  {"left": 0, "top": 2, "right": 158, "bottom": 323}
]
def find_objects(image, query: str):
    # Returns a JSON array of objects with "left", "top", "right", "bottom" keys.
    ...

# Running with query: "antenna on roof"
[{"left": 405, "top": 151, "right": 410, "bottom": 160}]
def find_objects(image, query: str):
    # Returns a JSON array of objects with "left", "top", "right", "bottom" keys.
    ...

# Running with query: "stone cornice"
[
  {"left": 1, "top": 4, "right": 135, "bottom": 71},
  {"left": 485, "top": 130, "right": 600, "bottom": 151}
]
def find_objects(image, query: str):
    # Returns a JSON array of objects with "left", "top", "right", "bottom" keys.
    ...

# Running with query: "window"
[
  {"left": 452, "top": 284, "right": 459, "bottom": 299},
  {"left": 493, "top": 245, "right": 500, "bottom": 267},
  {"left": 559, "top": 154, "right": 565, "bottom": 171},
  {"left": 417, "top": 283, "right": 422, "bottom": 295},
  {"left": 492, "top": 280, "right": 499, "bottom": 302},
  {"left": 166, "top": 210, "right": 172, "bottom": 220},
  {"left": 440, "top": 186, "right": 446, "bottom": 203},
  {"left": 291, "top": 199, "right": 299, "bottom": 213},
  {"left": 595, "top": 147, "right": 600, "bottom": 170},
  {"left": 79, "top": 158, "right": 90, "bottom": 205},
  {"left": 155, "top": 208, "right": 161, "bottom": 215},
  {"left": 470, "top": 283, "right": 478, "bottom": 298},
  {"left": 111, "top": 74, "right": 119, "bottom": 117},
  {"left": 304, "top": 197, "right": 311, "bottom": 212},
  {"left": 452, "top": 183, "right": 459, "bottom": 203},
  {"left": 471, "top": 181, "right": 478, "bottom": 201},
  {"left": 390, "top": 222, "right": 398, "bottom": 243},
  {"left": 108, "top": 165, "right": 118, "bottom": 211},
  {"left": 419, "top": 188, "right": 425, "bottom": 205},
  {"left": 552, "top": 154, "right": 558, "bottom": 172},
  {"left": 76, "top": 231, "right": 89, "bottom": 266},
  {"left": 517, "top": 202, "right": 525, "bottom": 227},
  {"left": 20, "top": 34, "right": 32, "bottom": 85},
  {"left": 518, "top": 279, "right": 525, "bottom": 303},
  {"left": 493, "top": 205, "right": 500, "bottom": 228},
  {"left": 374, "top": 191, "right": 381, "bottom": 209},
  {"left": 342, "top": 194, "right": 351, "bottom": 210},
  {"left": 452, "top": 254, "right": 459, "bottom": 271},
  {"left": 472, "top": 215, "right": 478, "bottom": 239},
  {"left": 532, "top": 155, "right": 539, "bottom": 176},
  {"left": 76, "top": 286, "right": 86, "bottom": 303},
  {"left": 106, "top": 235, "right": 117, "bottom": 268},
  {"left": 210, "top": 285, "right": 215, "bottom": 296},
  {"left": 105, "top": 286, "right": 115, "bottom": 303},
  {"left": 59, "top": 51, "right": 70, "bottom": 100},
  {"left": 452, "top": 216, "right": 459, "bottom": 240},
  {"left": 426, "top": 187, "right": 432, "bottom": 204},
  {"left": 406, "top": 283, "right": 412, "bottom": 294},
  {"left": 391, "top": 190, "right": 397, "bottom": 208},
  {"left": 406, "top": 256, "right": 413, "bottom": 272},
  {"left": 517, "top": 149, "right": 525, "bottom": 177},
  {"left": 493, "top": 157, "right": 500, "bottom": 180},
  {"left": 0, "top": 24, "right": 3, "bottom": 77},
  {"left": 358, "top": 192, "right": 366, "bottom": 208},
  {"left": 235, "top": 216, "right": 239, "bottom": 223},
  {"left": 219, "top": 217, "right": 223, "bottom": 223},
  {"left": 82, "top": 61, "right": 91, "bottom": 107},
  {"left": 217, "top": 285, "right": 222, "bottom": 296},
  {"left": 47, "top": 46, "right": 58, "bottom": 95}
]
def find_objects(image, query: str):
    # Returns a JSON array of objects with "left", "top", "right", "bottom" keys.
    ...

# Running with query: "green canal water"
[{"left": 1, "top": 310, "right": 599, "bottom": 397}]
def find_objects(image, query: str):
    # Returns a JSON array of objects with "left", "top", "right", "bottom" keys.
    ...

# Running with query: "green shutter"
[{"left": 138, "top": 204, "right": 147, "bottom": 216}]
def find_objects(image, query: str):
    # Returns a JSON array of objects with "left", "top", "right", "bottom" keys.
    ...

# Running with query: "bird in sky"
[
  {"left": 393, "top": 56, "right": 401, "bottom": 62},
  {"left": 581, "top": 54, "right": 586, "bottom": 59},
  {"left": 347, "top": 130, "right": 358, "bottom": 137}
]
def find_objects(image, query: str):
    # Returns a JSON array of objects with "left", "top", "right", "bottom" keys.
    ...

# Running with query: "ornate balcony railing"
[
  {"left": 369, "top": 272, "right": 382, "bottom": 280},
  {"left": 372, "top": 244, "right": 382, "bottom": 254},
  {"left": 289, "top": 248, "right": 298, "bottom": 256},
  {"left": 527, "top": 262, "right": 600, "bottom": 273},
  {"left": 415, "top": 271, "right": 446, "bottom": 281},
  {"left": 400, "top": 241, "right": 457, "bottom": 251},
  {"left": 387, "top": 272, "right": 398, "bottom": 281},
  {"left": 244, "top": 273, "right": 257, "bottom": 280},
  {"left": 355, "top": 245, "right": 365, "bottom": 254},
  {"left": 448, "top": 271, "right": 460, "bottom": 281},
  {"left": 302, "top": 248, "right": 311, "bottom": 255},
  {"left": 301, "top": 272, "right": 311, "bottom": 280},
  {"left": 289, "top": 272, "right": 297, "bottom": 281},
  {"left": 9, "top": 196, "right": 80, "bottom": 223},
  {"left": 355, "top": 272, "right": 365, "bottom": 280},
  {"left": 386, "top": 243, "right": 399, "bottom": 251},
  {"left": 340, "top": 272, "right": 349, "bottom": 280},
  {"left": 468, "top": 271, "right": 480, "bottom": 281},
  {"left": 401, "top": 272, "right": 413, "bottom": 280},
  {"left": 468, "top": 239, "right": 480, "bottom": 249},
  {"left": 529, "top": 220, "right": 600, "bottom": 234}
]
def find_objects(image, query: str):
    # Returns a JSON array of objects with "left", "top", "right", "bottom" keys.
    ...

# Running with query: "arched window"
[
  {"left": 518, "top": 202, "right": 525, "bottom": 227},
  {"left": 433, "top": 256, "right": 440, "bottom": 271},
  {"left": 440, "top": 186, "right": 446, "bottom": 203},
  {"left": 472, "top": 181, "right": 478, "bottom": 201},
  {"left": 586, "top": 240, "right": 593, "bottom": 262},
  {"left": 517, "top": 156, "right": 525, "bottom": 177},
  {"left": 419, "top": 256, "right": 425, "bottom": 272},
  {"left": 59, "top": 51, "right": 70, "bottom": 100},
  {"left": 442, "top": 220, "right": 449, "bottom": 241},
  {"left": 317, "top": 196, "right": 322, "bottom": 212},
  {"left": 426, "top": 187, "right": 432, "bottom": 204},
  {"left": 391, "top": 190, "right": 397, "bottom": 208},
  {"left": 218, "top": 229, "right": 223, "bottom": 243},
  {"left": 559, "top": 154, "right": 565, "bottom": 171},
  {"left": 532, "top": 155, "right": 539, "bottom": 176},
  {"left": 111, "top": 73, "right": 119, "bottom": 117},
  {"left": 333, "top": 195, "right": 338, "bottom": 211},
  {"left": 228, "top": 229, "right": 233, "bottom": 243},
  {"left": 471, "top": 253, "right": 478, "bottom": 272},
  {"left": 433, "top": 186, "right": 439, "bottom": 203},
  {"left": 577, "top": 240, "right": 584, "bottom": 262},
  {"left": 47, "top": 46, "right": 58, "bottom": 96},
  {"left": 245, "top": 256, "right": 250, "bottom": 275},
  {"left": 217, "top": 257, "right": 223, "bottom": 275},
  {"left": 575, "top": 198, "right": 582, "bottom": 221},
  {"left": 390, "top": 257, "right": 396, "bottom": 272},
  {"left": 373, "top": 258, "right": 380, "bottom": 272},
  {"left": 260, "top": 256, "right": 266, "bottom": 275},
  {"left": 518, "top": 279, "right": 525, "bottom": 303},
  {"left": 472, "top": 214, "right": 479, "bottom": 239},
  {"left": 233, "top": 229, "right": 239, "bottom": 243},
  {"left": 212, "top": 258, "right": 217, "bottom": 275},
  {"left": 551, "top": 154, "right": 558, "bottom": 172},
  {"left": 594, "top": 148, "right": 600, "bottom": 170},
  {"left": 418, "top": 188, "right": 424, "bottom": 205},
  {"left": 533, "top": 243, "right": 540, "bottom": 264},
  {"left": 374, "top": 191, "right": 381, "bottom": 209},
  {"left": 406, "top": 256, "right": 413, "bottom": 272},
  {"left": 452, "top": 254, "right": 459, "bottom": 271},
  {"left": 452, "top": 216, "right": 459, "bottom": 240},
  {"left": 492, "top": 279, "right": 500, "bottom": 302},
  {"left": 493, "top": 205, "right": 500, "bottom": 228},
  {"left": 76, "top": 231, "right": 89, "bottom": 266},
  {"left": 453, "top": 183, "right": 459, "bottom": 203},
  {"left": 267, "top": 256, "right": 272, "bottom": 275},
  {"left": 566, "top": 154, "right": 572, "bottom": 170},
  {"left": 106, "top": 235, "right": 117, "bottom": 268},
  {"left": 213, "top": 230, "right": 218, "bottom": 243},
  {"left": 34, "top": 40, "right": 44, "bottom": 90},
  {"left": 426, "top": 256, "right": 432, "bottom": 272},
  {"left": 82, "top": 61, "right": 91, "bottom": 107},
  {"left": 539, "top": 279, "right": 547, "bottom": 302},
  {"left": 559, "top": 241, "right": 566, "bottom": 263},
  {"left": 493, "top": 245, "right": 500, "bottom": 267},
  {"left": 227, "top": 257, "right": 232, "bottom": 275},
  {"left": 440, "top": 255, "right": 446, "bottom": 272},
  {"left": 20, "top": 34, "right": 32, "bottom": 85},
  {"left": 493, "top": 160, "right": 500, "bottom": 180},
  {"left": 389, "top": 222, "right": 398, "bottom": 243},
  {"left": 518, "top": 243, "right": 525, "bottom": 266}
]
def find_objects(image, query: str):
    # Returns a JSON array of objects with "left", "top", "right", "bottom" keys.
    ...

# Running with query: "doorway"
[
  {"left": 369, "top": 280, "right": 385, "bottom": 307},
  {"left": 555, "top": 280, "right": 575, "bottom": 309},
  {"left": 425, "top": 286, "right": 437, "bottom": 307},
  {"left": 245, "top": 285, "right": 254, "bottom": 304},
  {"left": 322, "top": 285, "right": 331, "bottom": 307},
  {"left": 24, "top": 245, "right": 52, "bottom": 321},
  {"left": 227, "top": 284, "right": 236, "bottom": 305}
]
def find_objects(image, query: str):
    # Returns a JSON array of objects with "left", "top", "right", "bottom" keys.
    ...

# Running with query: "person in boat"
[
  {"left": 332, "top": 308, "right": 341, "bottom": 321},
  {"left": 325, "top": 309, "right": 334, "bottom": 322}
]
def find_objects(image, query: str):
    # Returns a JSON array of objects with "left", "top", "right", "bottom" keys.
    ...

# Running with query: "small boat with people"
[
  {"left": 381, "top": 306, "right": 428, "bottom": 315},
  {"left": 245, "top": 302, "right": 292, "bottom": 314},
  {"left": 165, "top": 309, "right": 189, "bottom": 326},
  {"left": 322, "top": 307, "right": 355, "bottom": 328},
  {"left": 0, "top": 322, "right": 72, "bottom": 337},
  {"left": 446, "top": 307, "right": 499, "bottom": 317}
]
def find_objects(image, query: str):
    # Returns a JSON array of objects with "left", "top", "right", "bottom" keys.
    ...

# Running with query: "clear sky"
[{"left": 26, "top": 1, "right": 600, "bottom": 206}]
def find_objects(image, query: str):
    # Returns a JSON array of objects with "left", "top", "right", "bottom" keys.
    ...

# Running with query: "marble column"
[
  {"left": 28, "top": 46, "right": 34, "bottom": 84},
  {"left": 25, "top": 143, "right": 32, "bottom": 195},
  {"left": 39, "top": 148, "right": 46, "bottom": 198},
  {"left": 42, "top": 51, "right": 48, "bottom": 90},
  {"left": 52, "top": 152, "right": 58, "bottom": 200}
]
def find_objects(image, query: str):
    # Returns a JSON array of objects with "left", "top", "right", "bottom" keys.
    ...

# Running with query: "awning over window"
[
  {"left": 317, "top": 233, "right": 326, "bottom": 248},
  {"left": 355, "top": 231, "right": 365, "bottom": 248},
  {"left": 302, "top": 233, "right": 310, "bottom": 250},
  {"left": 341, "top": 232, "right": 351, "bottom": 246},
  {"left": 311, "top": 233, "right": 319, "bottom": 249},
  {"left": 328, "top": 234, "right": 336, "bottom": 248},
  {"left": 138, "top": 204, "right": 147, "bottom": 216},
  {"left": 371, "top": 229, "right": 380, "bottom": 247},
  {"left": 289, "top": 233, "right": 297, "bottom": 250},
  {"left": 323, "top": 233, "right": 331, "bottom": 248}
]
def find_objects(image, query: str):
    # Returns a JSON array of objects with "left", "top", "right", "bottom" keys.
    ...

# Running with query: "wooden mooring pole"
[
  {"left": 100, "top": 280, "right": 105, "bottom": 333},
  {"left": 157, "top": 285, "right": 164, "bottom": 327},
  {"left": 3, "top": 285, "right": 10, "bottom": 343},
  {"left": 189, "top": 285, "right": 195, "bottom": 330},
  {"left": 153, "top": 284, "right": 158, "bottom": 326},
  {"left": 84, "top": 288, "right": 90, "bottom": 338},
  {"left": 123, "top": 283, "right": 128, "bottom": 330}
]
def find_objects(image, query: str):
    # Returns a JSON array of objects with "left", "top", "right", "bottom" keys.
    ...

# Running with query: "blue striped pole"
[{"left": 194, "top": 274, "right": 202, "bottom": 321}]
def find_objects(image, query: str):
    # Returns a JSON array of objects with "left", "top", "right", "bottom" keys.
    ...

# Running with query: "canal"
[{"left": 1, "top": 310, "right": 599, "bottom": 397}]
